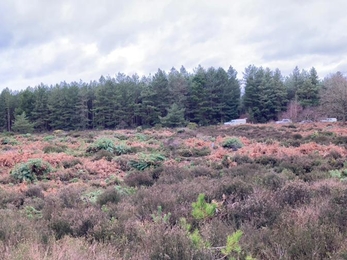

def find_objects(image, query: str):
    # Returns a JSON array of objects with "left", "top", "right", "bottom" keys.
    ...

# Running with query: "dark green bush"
[
  {"left": 222, "top": 137, "right": 243, "bottom": 150},
  {"left": 129, "top": 153, "right": 166, "bottom": 171},
  {"left": 86, "top": 138, "right": 116, "bottom": 154},
  {"left": 11, "top": 159, "right": 52, "bottom": 183}
]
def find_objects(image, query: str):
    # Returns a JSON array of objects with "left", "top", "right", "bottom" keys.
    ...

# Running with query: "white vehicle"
[
  {"left": 321, "top": 118, "right": 337, "bottom": 123},
  {"left": 224, "top": 118, "right": 247, "bottom": 125},
  {"left": 275, "top": 119, "right": 292, "bottom": 124}
]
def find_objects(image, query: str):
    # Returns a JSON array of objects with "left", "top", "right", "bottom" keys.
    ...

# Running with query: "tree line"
[{"left": 0, "top": 64, "right": 345, "bottom": 132}]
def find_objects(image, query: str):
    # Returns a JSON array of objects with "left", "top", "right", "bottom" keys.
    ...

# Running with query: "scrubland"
[{"left": 1, "top": 123, "right": 347, "bottom": 259}]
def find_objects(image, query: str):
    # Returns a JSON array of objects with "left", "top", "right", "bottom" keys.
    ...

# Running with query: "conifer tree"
[
  {"left": 159, "top": 103, "right": 186, "bottom": 127},
  {"left": 12, "top": 112, "right": 34, "bottom": 133}
]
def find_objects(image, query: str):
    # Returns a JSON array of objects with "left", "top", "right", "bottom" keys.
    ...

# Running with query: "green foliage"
[
  {"left": 222, "top": 137, "right": 243, "bottom": 150},
  {"left": 1, "top": 137, "right": 18, "bottom": 145},
  {"left": 11, "top": 159, "right": 52, "bottom": 183},
  {"left": 221, "top": 230, "right": 255, "bottom": 260},
  {"left": 329, "top": 169, "right": 347, "bottom": 181},
  {"left": 87, "top": 138, "right": 115, "bottom": 154},
  {"left": 151, "top": 206, "right": 171, "bottom": 224},
  {"left": 24, "top": 206, "right": 42, "bottom": 219},
  {"left": 243, "top": 66, "right": 287, "bottom": 123},
  {"left": 81, "top": 190, "right": 103, "bottom": 204},
  {"left": 187, "top": 122, "right": 198, "bottom": 130},
  {"left": 114, "top": 144, "right": 132, "bottom": 155},
  {"left": 12, "top": 112, "right": 34, "bottom": 134},
  {"left": 192, "top": 193, "right": 216, "bottom": 220},
  {"left": 159, "top": 103, "right": 186, "bottom": 127},
  {"left": 190, "top": 229, "right": 210, "bottom": 249},
  {"left": 129, "top": 153, "right": 166, "bottom": 171},
  {"left": 135, "top": 133, "right": 148, "bottom": 141},
  {"left": 43, "top": 135, "right": 55, "bottom": 142},
  {"left": 114, "top": 185, "right": 136, "bottom": 196},
  {"left": 221, "top": 230, "right": 242, "bottom": 257}
]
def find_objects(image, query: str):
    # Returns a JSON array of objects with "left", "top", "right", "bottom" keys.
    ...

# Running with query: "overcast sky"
[{"left": 1, "top": 0, "right": 347, "bottom": 91}]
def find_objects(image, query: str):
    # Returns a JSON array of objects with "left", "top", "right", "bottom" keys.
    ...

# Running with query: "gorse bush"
[
  {"left": 222, "top": 137, "right": 243, "bottom": 150},
  {"left": 11, "top": 159, "right": 52, "bottom": 182}
]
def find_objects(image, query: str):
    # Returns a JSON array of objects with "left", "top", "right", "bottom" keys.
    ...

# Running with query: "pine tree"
[
  {"left": 12, "top": 112, "right": 34, "bottom": 133},
  {"left": 159, "top": 103, "right": 186, "bottom": 127},
  {"left": 31, "top": 84, "right": 50, "bottom": 131}
]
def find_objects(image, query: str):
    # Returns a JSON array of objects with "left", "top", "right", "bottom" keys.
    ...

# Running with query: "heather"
[{"left": 1, "top": 123, "right": 347, "bottom": 259}]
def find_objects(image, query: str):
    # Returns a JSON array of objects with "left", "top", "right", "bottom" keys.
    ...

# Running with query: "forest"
[{"left": 1, "top": 64, "right": 346, "bottom": 133}]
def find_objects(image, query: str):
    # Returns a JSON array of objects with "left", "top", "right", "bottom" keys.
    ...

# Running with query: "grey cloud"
[{"left": 1, "top": 0, "right": 347, "bottom": 91}]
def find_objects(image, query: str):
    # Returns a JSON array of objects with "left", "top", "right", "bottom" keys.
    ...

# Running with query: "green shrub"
[
  {"left": 11, "top": 159, "right": 52, "bottom": 183},
  {"left": 86, "top": 138, "right": 115, "bottom": 154},
  {"left": 129, "top": 153, "right": 166, "bottom": 171},
  {"left": 222, "top": 137, "right": 243, "bottom": 150},
  {"left": 329, "top": 169, "right": 347, "bottom": 181},
  {"left": 43, "top": 135, "right": 55, "bottom": 142},
  {"left": 187, "top": 122, "right": 198, "bottom": 130},
  {"left": 192, "top": 147, "right": 211, "bottom": 157},
  {"left": 1, "top": 137, "right": 18, "bottom": 145},
  {"left": 221, "top": 230, "right": 255, "bottom": 260},
  {"left": 114, "top": 144, "right": 132, "bottom": 155},
  {"left": 192, "top": 193, "right": 216, "bottom": 220},
  {"left": 135, "top": 133, "right": 148, "bottom": 141}
]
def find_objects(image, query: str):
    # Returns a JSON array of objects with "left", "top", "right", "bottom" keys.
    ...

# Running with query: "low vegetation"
[{"left": 1, "top": 123, "right": 347, "bottom": 259}]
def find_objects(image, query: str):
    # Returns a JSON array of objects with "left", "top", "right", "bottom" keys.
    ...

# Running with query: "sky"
[{"left": 1, "top": 0, "right": 347, "bottom": 91}]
